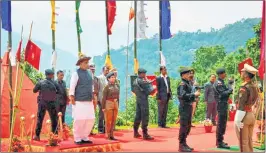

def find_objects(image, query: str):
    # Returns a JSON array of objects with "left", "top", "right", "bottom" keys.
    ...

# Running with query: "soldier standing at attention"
[
  {"left": 214, "top": 68, "right": 233, "bottom": 149},
  {"left": 33, "top": 69, "right": 61, "bottom": 141},
  {"left": 55, "top": 70, "right": 68, "bottom": 124},
  {"left": 234, "top": 64, "right": 258, "bottom": 152},
  {"left": 133, "top": 68, "right": 154, "bottom": 140},
  {"left": 177, "top": 67, "right": 200, "bottom": 152},
  {"left": 102, "top": 72, "right": 120, "bottom": 140}
]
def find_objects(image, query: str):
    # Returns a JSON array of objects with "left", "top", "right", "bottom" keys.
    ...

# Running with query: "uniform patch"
[
  {"left": 180, "top": 82, "right": 185, "bottom": 86},
  {"left": 239, "top": 88, "right": 246, "bottom": 93}
]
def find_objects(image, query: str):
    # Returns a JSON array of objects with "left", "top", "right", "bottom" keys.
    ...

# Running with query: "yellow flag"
[
  {"left": 105, "top": 55, "right": 113, "bottom": 69},
  {"left": 51, "top": 0, "right": 56, "bottom": 31},
  {"left": 134, "top": 58, "right": 139, "bottom": 74}
]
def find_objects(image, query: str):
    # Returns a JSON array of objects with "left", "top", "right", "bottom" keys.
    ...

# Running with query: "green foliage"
[{"left": 22, "top": 62, "right": 45, "bottom": 84}]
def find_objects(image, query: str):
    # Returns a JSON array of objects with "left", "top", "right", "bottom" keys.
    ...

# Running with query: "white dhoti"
[{"left": 72, "top": 101, "right": 95, "bottom": 142}]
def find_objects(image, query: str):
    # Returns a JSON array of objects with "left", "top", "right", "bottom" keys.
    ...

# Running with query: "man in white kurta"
[{"left": 69, "top": 54, "right": 95, "bottom": 144}]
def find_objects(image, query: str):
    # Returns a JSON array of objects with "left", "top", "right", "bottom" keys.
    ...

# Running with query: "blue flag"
[
  {"left": 160, "top": 0, "right": 171, "bottom": 39},
  {"left": 1, "top": 0, "right": 12, "bottom": 32}
]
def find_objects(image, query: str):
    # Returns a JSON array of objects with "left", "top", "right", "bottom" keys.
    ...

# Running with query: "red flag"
[
  {"left": 25, "top": 40, "right": 41, "bottom": 70},
  {"left": 129, "top": 7, "right": 134, "bottom": 21},
  {"left": 107, "top": 0, "right": 116, "bottom": 35},
  {"left": 16, "top": 40, "right": 22, "bottom": 62},
  {"left": 258, "top": 0, "right": 265, "bottom": 80}
]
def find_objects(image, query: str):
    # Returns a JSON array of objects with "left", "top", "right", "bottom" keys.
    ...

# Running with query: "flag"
[
  {"left": 25, "top": 40, "right": 41, "bottom": 70},
  {"left": 51, "top": 0, "right": 56, "bottom": 31},
  {"left": 258, "top": 0, "right": 265, "bottom": 80},
  {"left": 9, "top": 52, "right": 16, "bottom": 66},
  {"left": 160, "top": 0, "right": 171, "bottom": 39},
  {"left": 51, "top": 50, "right": 57, "bottom": 69},
  {"left": 75, "top": 0, "right": 82, "bottom": 33},
  {"left": 107, "top": 0, "right": 116, "bottom": 35},
  {"left": 129, "top": 7, "right": 135, "bottom": 21},
  {"left": 105, "top": 55, "right": 113, "bottom": 69},
  {"left": 137, "top": 1, "right": 147, "bottom": 38},
  {"left": 134, "top": 58, "right": 139, "bottom": 74},
  {"left": 1, "top": 0, "right": 12, "bottom": 32},
  {"left": 16, "top": 40, "right": 22, "bottom": 62},
  {"left": 159, "top": 51, "right": 166, "bottom": 66}
]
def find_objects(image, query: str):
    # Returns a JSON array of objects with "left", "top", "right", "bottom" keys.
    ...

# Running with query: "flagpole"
[
  {"left": 75, "top": 0, "right": 82, "bottom": 53},
  {"left": 159, "top": 1, "right": 162, "bottom": 64},
  {"left": 105, "top": 0, "right": 111, "bottom": 57},
  {"left": 51, "top": 0, "right": 56, "bottom": 72},
  {"left": 134, "top": 0, "right": 137, "bottom": 75},
  {"left": 8, "top": 28, "right": 13, "bottom": 133}
]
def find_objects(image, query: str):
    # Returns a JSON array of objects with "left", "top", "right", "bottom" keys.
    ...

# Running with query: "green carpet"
[{"left": 207, "top": 145, "right": 264, "bottom": 152}]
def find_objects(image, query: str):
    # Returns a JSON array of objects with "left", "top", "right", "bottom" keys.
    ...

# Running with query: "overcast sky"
[{"left": 5, "top": 1, "right": 263, "bottom": 56}]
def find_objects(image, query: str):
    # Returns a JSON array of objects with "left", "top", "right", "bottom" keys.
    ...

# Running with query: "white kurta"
[{"left": 69, "top": 71, "right": 95, "bottom": 142}]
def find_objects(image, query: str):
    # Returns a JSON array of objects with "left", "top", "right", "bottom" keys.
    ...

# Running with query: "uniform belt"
[{"left": 107, "top": 99, "right": 118, "bottom": 102}]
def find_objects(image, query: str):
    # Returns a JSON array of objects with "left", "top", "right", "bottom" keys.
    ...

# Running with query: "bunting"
[
  {"left": 159, "top": 51, "right": 166, "bottom": 66},
  {"left": 129, "top": 7, "right": 135, "bottom": 21},
  {"left": 75, "top": 0, "right": 82, "bottom": 33},
  {"left": 105, "top": 55, "right": 113, "bottom": 69},
  {"left": 51, "top": 50, "right": 57, "bottom": 69},
  {"left": 258, "top": 0, "right": 265, "bottom": 80},
  {"left": 160, "top": 0, "right": 171, "bottom": 39},
  {"left": 134, "top": 58, "right": 139, "bottom": 74},
  {"left": 51, "top": 0, "right": 56, "bottom": 31},
  {"left": 16, "top": 41, "right": 22, "bottom": 62},
  {"left": 0, "top": 0, "right": 12, "bottom": 32},
  {"left": 137, "top": 1, "right": 147, "bottom": 38},
  {"left": 107, "top": 0, "right": 116, "bottom": 35}
]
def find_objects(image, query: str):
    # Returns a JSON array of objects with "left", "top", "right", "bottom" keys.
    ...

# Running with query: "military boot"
[
  {"left": 143, "top": 130, "right": 154, "bottom": 140},
  {"left": 179, "top": 143, "right": 192, "bottom": 152},
  {"left": 133, "top": 128, "right": 142, "bottom": 138},
  {"left": 184, "top": 142, "right": 194, "bottom": 151},
  {"left": 217, "top": 142, "right": 230, "bottom": 149}
]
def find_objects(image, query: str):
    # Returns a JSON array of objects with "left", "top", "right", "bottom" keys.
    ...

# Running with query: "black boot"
[
  {"left": 143, "top": 133, "right": 154, "bottom": 140},
  {"left": 179, "top": 143, "right": 192, "bottom": 152},
  {"left": 184, "top": 142, "right": 194, "bottom": 151},
  {"left": 33, "top": 135, "right": 40, "bottom": 141},
  {"left": 133, "top": 128, "right": 142, "bottom": 138},
  {"left": 217, "top": 142, "right": 230, "bottom": 149}
]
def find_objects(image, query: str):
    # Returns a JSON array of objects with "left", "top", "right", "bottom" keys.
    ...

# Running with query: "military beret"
[
  {"left": 216, "top": 68, "right": 226, "bottom": 75},
  {"left": 138, "top": 68, "right": 147, "bottom": 74},
  {"left": 45, "top": 69, "right": 54, "bottom": 76},
  {"left": 76, "top": 52, "right": 91, "bottom": 66},
  {"left": 106, "top": 72, "right": 115, "bottom": 79},
  {"left": 179, "top": 67, "right": 191, "bottom": 75},
  {"left": 241, "top": 64, "right": 258, "bottom": 75}
]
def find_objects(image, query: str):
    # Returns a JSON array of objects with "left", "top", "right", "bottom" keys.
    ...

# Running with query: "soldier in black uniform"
[
  {"left": 132, "top": 68, "right": 154, "bottom": 140},
  {"left": 33, "top": 69, "right": 61, "bottom": 141},
  {"left": 213, "top": 68, "right": 233, "bottom": 149},
  {"left": 177, "top": 67, "right": 200, "bottom": 152}
]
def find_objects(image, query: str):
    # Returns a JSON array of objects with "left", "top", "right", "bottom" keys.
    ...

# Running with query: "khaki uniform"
[
  {"left": 235, "top": 82, "right": 258, "bottom": 152},
  {"left": 102, "top": 83, "right": 120, "bottom": 138}
]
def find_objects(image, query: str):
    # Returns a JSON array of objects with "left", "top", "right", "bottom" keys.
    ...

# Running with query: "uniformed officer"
[
  {"left": 132, "top": 68, "right": 154, "bottom": 140},
  {"left": 33, "top": 69, "right": 61, "bottom": 141},
  {"left": 213, "top": 68, "right": 233, "bottom": 149},
  {"left": 234, "top": 64, "right": 259, "bottom": 152},
  {"left": 177, "top": 67, "right": 200, "bottom": 152},
  {"left": 102, "top": 72, "right": 120, "bottom": 140}
]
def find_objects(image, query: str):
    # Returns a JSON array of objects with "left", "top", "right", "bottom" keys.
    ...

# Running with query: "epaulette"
[{"left": 239, "top": 87, "right": 246, "bottom": 93}]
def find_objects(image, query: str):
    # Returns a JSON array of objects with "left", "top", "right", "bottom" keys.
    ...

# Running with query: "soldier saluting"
[
  {"left": 177, "top": 67, "right": 200, "bottom": 152},
  {"left": 213, "top": 68, "right": 233, "bottom": 149},
  {"left": 234, "top": 64, "right": 258, "bottom": 152},
  {"left": 33, "top": 69, "right": 61, "bottom": 141},
  {"left": 133, "top": 68, "right": 155, "bottom": 140}
]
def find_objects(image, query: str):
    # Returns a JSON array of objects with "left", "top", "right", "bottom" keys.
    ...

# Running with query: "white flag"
[
  {"left": 160, "top": 51, "right": 166, "bottom": 66},
  {"left": 51, "top": 50, "right": 57, "bottom": 69},
  {"left": 137, "top": 1, "right": 147, "bottom": 39},
  {"left": 9, "top": 52, "right": 16, "bottom": 66}
]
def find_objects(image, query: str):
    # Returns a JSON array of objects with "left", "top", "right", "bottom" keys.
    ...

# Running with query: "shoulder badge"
[
  {"left": 180, "top": 82, "right": 185, "bottom": 86},
  {"left": 239, "top": 87, "right": 246, "bottom": 93}
]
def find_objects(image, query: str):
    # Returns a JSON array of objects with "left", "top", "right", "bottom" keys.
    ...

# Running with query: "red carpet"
[{"left": 1, "top": 121, "right": 262, "bottom": 152}]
